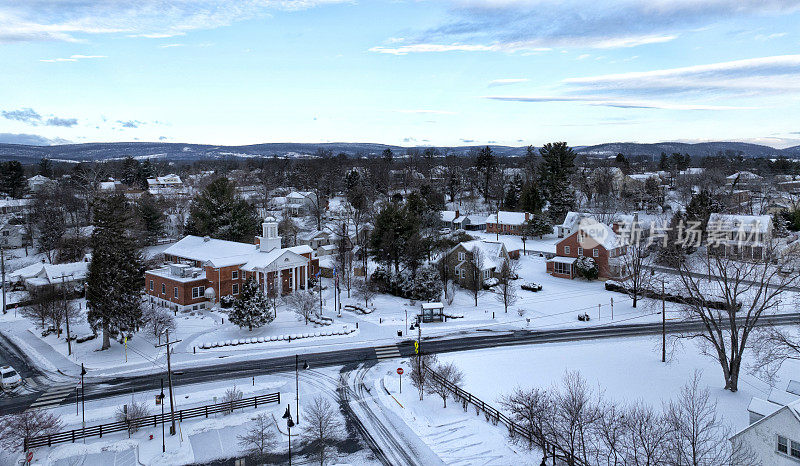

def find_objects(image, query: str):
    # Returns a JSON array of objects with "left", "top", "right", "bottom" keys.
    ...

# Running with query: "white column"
[
  {"left": 305, "top": 264, "right": 309, "bottom": 290},
  {"left": 294, "top": 267, "right": 299, "bottom": 291}
]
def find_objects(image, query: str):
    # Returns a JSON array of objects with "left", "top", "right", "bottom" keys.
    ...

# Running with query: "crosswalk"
[
  {"left": 374, "top": 344, "right": 401, "bottom": 360},
  {"left": 28, "top": 386, "right": 75, "bottom": 411}
]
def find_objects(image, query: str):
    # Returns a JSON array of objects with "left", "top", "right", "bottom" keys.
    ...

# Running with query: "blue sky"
[{"left": 1, "top": 0, "right": 799, "bottom": 148}]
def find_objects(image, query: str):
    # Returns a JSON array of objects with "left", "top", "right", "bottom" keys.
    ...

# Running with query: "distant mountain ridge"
[{"left": 0, "top": 140, "right": 796, "bottom": 163}]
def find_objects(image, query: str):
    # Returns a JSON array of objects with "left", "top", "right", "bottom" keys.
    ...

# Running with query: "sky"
[{"left": 0, "top": 0, "right": 799, "bottom": 149}]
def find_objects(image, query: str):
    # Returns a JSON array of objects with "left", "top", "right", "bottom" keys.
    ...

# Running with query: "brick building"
[
  {"left": 145, "top": 218, "right": 318, "bottom": 312},
  {"left": 440, "top": 240, "right": 510, "bottom": 289},
  {"left": 485, "top": 211, "right": 531, "bottom": 235},
  {"left": 546, "top": 218, "right": 627, "bottom": 280}
]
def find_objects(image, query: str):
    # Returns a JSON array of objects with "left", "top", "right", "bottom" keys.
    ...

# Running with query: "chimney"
[
  {"left": 455, "top": 209, "right": 460, "bottom": 219},
  {"left": 525, "top": 212, "right": 530, "bottom": 222}
]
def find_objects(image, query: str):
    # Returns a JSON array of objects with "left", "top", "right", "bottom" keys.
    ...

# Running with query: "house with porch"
[
  {"left": 145, "top": 217, "right": 318, "bottom": 312},
  {"left": 706, "top": 213, "right": 773, "bottom": 260},
  {"left": 440, "top": 240, "right": 510, "bottom": 289},
  {"left": 547, "top": 218, "right": 627, "bottom": 280}
]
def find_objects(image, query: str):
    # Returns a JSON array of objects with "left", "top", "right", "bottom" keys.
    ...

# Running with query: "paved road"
[
  {"left": 3, "top": 312, "right": 798, "bottom": 416},
  {"left": 646, "top": 264, "right": 800, "bottom": 292}
]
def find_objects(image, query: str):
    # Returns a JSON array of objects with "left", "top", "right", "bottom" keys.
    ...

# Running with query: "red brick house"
[
  {"left": 145, "top": 218, "right": 319, "bottom": 312},
  {"left": 546, "top": 219, "right": 627, "bottom": 280}
]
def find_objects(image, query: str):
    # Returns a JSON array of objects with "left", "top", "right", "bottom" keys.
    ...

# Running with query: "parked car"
[
  {"left": 438, "top": 228, "right": 452, "bottom": 235},
  {"left": 1, "top": 365, "right": 21, "bottom": 390},
  {"left": 521, "top": 283, "right": 543, "bottom": 292}
]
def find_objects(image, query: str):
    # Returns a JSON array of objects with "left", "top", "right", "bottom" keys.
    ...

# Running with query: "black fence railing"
[
  {"left": 424, "top": 367, "right": 586, "bottom": 466},
  {"left": 24, "top": 391, "right": 280, "bottom": 451}
]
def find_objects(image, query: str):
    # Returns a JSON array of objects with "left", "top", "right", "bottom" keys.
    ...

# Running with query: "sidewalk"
[{"left": 0, "top": 319, "right": 81, "bottom": 378}]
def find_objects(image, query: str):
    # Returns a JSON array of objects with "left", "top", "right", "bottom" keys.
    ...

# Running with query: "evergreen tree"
[
  {"left": 38, "top": 158, "right": 53, "bottom": 178},
  {"left": 136, "top": 160, "right": 155, "bottom": 189},
  {"left": 135, "top": 192, "right": 165, "bottom": 244},
  {"left": 229, "top": 279, "right": 274, "bottom": 331},
  {"left": 122, "top": 156, "right": 141, "bottom": 187},
  {"left": 615, "top": 153, "right": 631, "bottom": 174},
  {"left": 32, "top": 186, "right": 66, "bottom": 263},
  {"left": 0, "top": 161, "right": 27, "bottom": 197},
  {"left": 524, "top": 213, "right": 553, "bottom": 238},
  {"left": 185, "top": 177, "right": 260, "bottom": 243},
  {"left": 87, "top": 194, "right": 145, "bottom": 350},
  {"left": 504, "top": 174, "right": 523, "bottom": 210},
  {"left": 369, "top": 202, "right": 416, "bottom": 274},
  {"left": 658, "top": 152, "right": 670, "bottom": 171},
  {"left": 539, "top": 142, "right": 576, "bottom": 220},
  {"left": 475, "top": 146, "right": 497, "bottom": 204},
  {"left": 518, "top": 182, "right": 545, "bottom": 213},
  {"left": 685, "top": 190, "right": 721, "bottom": 234}
]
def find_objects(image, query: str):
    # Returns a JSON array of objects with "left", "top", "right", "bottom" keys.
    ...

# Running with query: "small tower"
[{"left": 259, "top": 217, "right": 282, "bottom": 252}]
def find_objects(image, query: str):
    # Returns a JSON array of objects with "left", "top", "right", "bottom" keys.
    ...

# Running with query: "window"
[
  {"left": 232, "top": 271, "right": 239, "bottom": 280},
  {"left": 174, "top": 287, "right": 178, "bottom": 299},
  {"left": 593, "top": 248, "right": 599, "bottom": 258},
  {"left": 778, "top": 436, "right": 788, "bottom": 454},
  {"left": 460, "top": 269, "right": 465, "bottom": 279},
  {"left": 792, "top": 439, "right": 800, "bottom": 459},
  {"left": 1, "top": 231, "right": 8, "bottom": 236},
  {"left": 232, "top": 283, "right": 239, "bottom": 295},
  {"left": 564, "top": 246, "right": 571, "bottom": 255},
  {"left": 191, "top": 286, "right": 205, "bottom": 299},
  {"left": 161, "top": 283, "right": 166, "bottom": 295},
  {"left": 149, "top": 280, "right": 154, "bottom": 291},
  {"left": 554, "top": 261, "right": 571, "bottom": 275},
  {"left": 458, "top": 252, "right": 465, "bottom": 261},
  {"left": 483, "top": 269, "right": 490, "bottom": 279},
  {"left": 454, "top": 267, "right": 458, "bottom": 276},
  {"left": 577, "top": 247, "right": 583, "bottom": 256}
]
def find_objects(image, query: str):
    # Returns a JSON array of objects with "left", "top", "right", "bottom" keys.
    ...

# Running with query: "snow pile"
[{"left": 200, "top": 326, "right": 355, "bottom": 349}]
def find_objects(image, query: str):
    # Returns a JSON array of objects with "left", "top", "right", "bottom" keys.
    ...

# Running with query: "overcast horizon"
[{"left": 2, "top": 1, "right": 800, "bottom": 149}]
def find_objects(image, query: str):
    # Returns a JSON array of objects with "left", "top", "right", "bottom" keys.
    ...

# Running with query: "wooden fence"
[
  {"left": 24, "top": 391, "right": 280, "bottom": 451},
  {"left": 424, "top": 367, "right": 585, "bottom": 466}
]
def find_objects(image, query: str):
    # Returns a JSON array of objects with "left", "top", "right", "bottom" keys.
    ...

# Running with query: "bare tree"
[
  {"left": 142, "top": 304, "right": 176, "bottom": 343},
  {"left": 430, "top": 361, "right": 464, "bottom": 408},
  {"left": 238, "top": 413, "right": 277, "bottom": 460},
  {"left": 410, "top": 353, "right": 438, "bottom": 401},
  {"left": 619, "top": 401, "right": 670, "bottom": 466},
  {"left": 545, "top": 371, "right": 602, "bottom": 465},
  {"left": 615, "top": 225, "right": 654, "bottom": 308},
  {"left": 500, "top": 387, "right": 552, "bottom": 451},
  {"left": 49, "top": 299, "right": 81, "bottom": 339},
  {"left": 749, "top": 319, "right": 800, "bottom": 386},
  {"left": 221, "top": 385, "right": 243, "bottom": 415},
  {"left": 21, "top": 285, "right": 59, "bottom": 330},
  {"left": 466, "top": 248, "right": 485, "bottom": 306},
  {"left": 300, "top": 396, "right": 344, "bottom": 466},
  {"left": 444, "top": 280, "right": 456, "bottom": 306},
  {"left": 0, "top": 409, "right": 63, "bottom": 451},
  {"left": 494, "top": 260, "right": 519, "bottom": 313},
  {"left": 115, "top": 398, "right": 152, "bottom": 434},
  {"left": 673, "top": 243, "right": 798, "bottom": 391},
  {"left": 286, "top": 290, "right": 316, "bottom": 325},
  {"left": 354, "top": 278, "right": 376, "bottom": 309},
  {"left": 664, "top": 372, "right": 755, "bottom": 465}
]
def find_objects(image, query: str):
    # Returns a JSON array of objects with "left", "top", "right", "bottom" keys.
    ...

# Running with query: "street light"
[
  {"left": 282, "top": 405, "right": 294, "bottom": 466},
  {"left": 295, "top": 355, "right": 309, "bottom": 423}
]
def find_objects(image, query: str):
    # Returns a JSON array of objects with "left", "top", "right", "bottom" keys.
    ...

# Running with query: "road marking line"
[{"left": 374, "top": 345, "right": 401, "bottom": 360}]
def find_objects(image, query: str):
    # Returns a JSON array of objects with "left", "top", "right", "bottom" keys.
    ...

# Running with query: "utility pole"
[
  {"left": 661, "top": 280, "right": 666, "bottom": 363},
  {"left": 155, "top": 329, "right": 181, "bottom": 435},
  {"left": 1, "top": 244, "right": 6, "bottom": 315},
  {"left": 55, "top": 273, "right": 73, "bottom": 355}
]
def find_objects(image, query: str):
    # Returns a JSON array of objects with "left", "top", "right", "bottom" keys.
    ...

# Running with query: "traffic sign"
[
  {"left": 26, "top": 451, "right": 33, "bottom": 462},
  {"left": 396, "top": 368, "right": 404, "bottom": 375}
]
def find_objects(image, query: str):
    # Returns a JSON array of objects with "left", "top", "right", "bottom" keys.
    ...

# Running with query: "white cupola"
[{"left": 259, "top": 216, "right": 281, "bottom": 252}]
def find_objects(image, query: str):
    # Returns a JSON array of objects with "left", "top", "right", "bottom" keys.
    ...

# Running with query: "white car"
[{"left": 1, "top": 365, "right": 21, "bottom": 390}]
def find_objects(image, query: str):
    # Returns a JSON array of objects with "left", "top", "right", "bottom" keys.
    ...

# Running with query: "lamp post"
[
  {"left": 295, "top": 355, "right": 309, "bottom": 423},
  {"left": 159, "top": 378, "right": 166, "bottom": 453},
  {"left": 282, "top": 405, "right": 294, "bottom": 466},
  {"left": 521, "top": 236, "right": 527, "bottom": 256},
  {"left": 80, "top": 363, "right": 86, "bottom": 442}
]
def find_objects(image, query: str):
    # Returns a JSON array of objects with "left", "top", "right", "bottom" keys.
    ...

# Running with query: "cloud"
[
  {"left": 158, "top": 43, "right": 184, "bottom": 48},
  {"left": 0, "top": 1, "right": 351, "bottom": 43},
  {"left": 460, "top": 138, "right": 475, "bottom": 143},
  {"left": 2, "top": 107, "right": 80, "bottom": 126},
  {"left": 2, "top": 108, "right": 42, "bottom": 123},
  {"left": 40, "top": 54, "right": 107, "bottom": 62},
  {"left": 395, "top": 109, "right": 457, "bottom": 115},
  {"left": 373, "top": 0, "right": 800, "bottom": 54},
  {"left": 46, "top": 117, "right": 78, "bottom": 127},
  {"left": 118, "top": 120, "right": 143, "bottom": 128},
  {"left": 0, "top": 133, "right": 70, "bottom": 145},
  {"left": 484, "top": 95, "right": 756, "bottom": 110},
  {"left": 488, "top": 78, "right": 528, "bottom": 87}
]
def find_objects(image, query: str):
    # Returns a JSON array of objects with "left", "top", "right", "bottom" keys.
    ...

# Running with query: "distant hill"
[
  {"left": 0, "top": 140, "right": 795, "bottom": 164},
  {"left": 575, "top": 142, "right": 787, "bottom": 159}
]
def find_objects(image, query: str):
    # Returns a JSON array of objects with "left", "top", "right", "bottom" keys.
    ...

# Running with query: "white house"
[
  {"left": 0, "top": 220, "right": 25, "bottom": 248},
  {"left": 706, "top": 213, "right": 773, "bottom": 259},
  {"left": 147, "top": 174, "right": 184, "bottom": 195},
  {"left": 556, "top": 212, "right": 596, "bottom": 238},
  {"left": 27, "top": 175, "right": 52, "bottom": 192},
  {"left": 731, "top": 400, "right": 800, "bottom": 465},
  {"left": 9, "top": 260, "right": 89, "bottom": 290}
]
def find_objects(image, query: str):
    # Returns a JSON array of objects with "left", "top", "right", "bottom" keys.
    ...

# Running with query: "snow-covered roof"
[
  {"left": 286, "top": 191, "right": 313, "bottom": 200},
  {"left": 559, "top": 212, "right": 595, "bottom": 230},
  {"left": 27, "top": 175, "right": 51, "bottom": 183},
  {"left": 726, "top": 171, "right": 762, "bottom": 181},
  {"left": 454, "top": 240, "right": 507, "bottom": 270},
  {"left": 10, "top": 261, "right": 88, "bottom": 285},
  {"left": 147, "top": 174, "right": 182, "bottom": 186},
  {"left": 732, "top": 399, "right": 800, "bottom": 439},
  {"left": 707, "top": 213, "right": 772, "bottom": 233},
  {"left": 440, "top": 210, "right": 458, "bottom": 222},
  {"left": 164, "top": 235, "right": 259, "bottom": 267},
  {"left": 0, "top": 198, "right": 32, "bottom": 208},
  {"left": 421, "top": 302, "right": 444, "bottom": 309},
  {"left": 547, "top": 256, "right": 577, "bottom": 264},
  {"left": 485, "top": 211, "right": 529, "bottom": 226},
  {"left": 574, "top": 219, "right": 620, "bottom": 250},
  {"left": 297, "top": 229, "right": 329, "bottom": 241}
]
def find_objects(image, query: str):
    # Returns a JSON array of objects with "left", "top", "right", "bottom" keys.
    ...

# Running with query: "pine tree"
[
  {"left": 38, "top": 158, "right": 53, "bottom": 178},
  {"left": 229, "top": 279, "right": 274, "bottom": 331},
  {"left": 87, "top": 194, "right": 145, "bottom": 350},
  {"left": 136, "top": 160, "right": 155, "bottom": 190},
  {"left": 524, "top": 213, "right": 553, "bottom": 238},
  {"left": 539, "top": 142, "right": 576, "bottom": 221},
  {"left": 136, "top": 192, "right": 165, "bottom": 244},
  {"left": 121, "top": 156, "right": 140, "bottom": 187},
  {"left": 475, "top": 146, "right": 497, "bottom": 204},
  {"left": 518, "top": 182, "right": 545, "bottom": 213},
  {"left": 0, "top": 161, "right": 27, "bottom": 198},
  {"left": 185, "top": 177, "right": 260, "bottom": 243}
]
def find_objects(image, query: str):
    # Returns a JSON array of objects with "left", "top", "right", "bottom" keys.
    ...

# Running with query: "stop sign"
[{"left": 397, "top": 368, "right": 404, "bottom": 375}]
